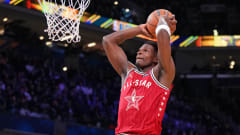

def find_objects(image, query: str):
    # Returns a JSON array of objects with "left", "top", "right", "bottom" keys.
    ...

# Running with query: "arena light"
[
  {"left": 125, "top": 8, "right": 130, "bottom": 13},
  {"left": 213, "top": 29, "right": 218, "bottom": 36},
  {"left": 230, "top": 60, "right": 235, "bottom": 66},
  {"left": 229, "top": 60, "right": 235, "bottom": 70},
  {"left": 62, "top": 66, "right": 68, "bottom": 71},
  {"left": 183, "top": 36, "right": 198, "bottom": 47},
  {"left": 9, "top": 0, "right": 24, "bottom": 5},
  {"left": 87, "top": 42, "right": 96, "bottom": 47},
  {"left": 45, "top": 41, "right": 52, "bottom": 47},
  {"left": 39, "top": 36, "right": 44, "bottom": 40},
  {"left": 90, "top": 15, "right": 101, "bottom": 23},
  {"left": 100, "top": 18, "right": 113, "bottom": 28},
  {"left": 113, "top": 1, "right": 118, "bottom": 5},
  {"left": 86, "top": 14, "right": 101, "bottom": 24},
  {"left": 170, "top": 35, "right": 180, "bottom": 43},
  {"left": 3, "top": 17, "right": 8, "bottom": 22},
  {"left": 13, "top": 0, "right": 24, "bottom": 5},
  {"left": 61, "top": 34, "right": 73, "bottom": 41},
  {"left": 0, "top": 26, "right": 4, "bottom": 35},
  {"left": 180, "top": 36, "right": 194, "bottom": 47}
]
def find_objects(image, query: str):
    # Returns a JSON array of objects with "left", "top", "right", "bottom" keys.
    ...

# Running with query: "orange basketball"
[{"left": 146, "top": 9, "right": 176, "bottom": 38}]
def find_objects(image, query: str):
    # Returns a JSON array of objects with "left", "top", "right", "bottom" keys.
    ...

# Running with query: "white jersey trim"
[
  {"left": 126, "top": 68, "right": 135, "bottom": 77},
  {"left": 121, "top": 68, "right": 135, "bottom": 92},
  {"left": 133, "top": 69, "right": 144, "bottom": 75},
  {"left": 128, "top": 61, "right": 136, "bottom": 68},
  {"left": 150, "top": 69, "right": 169, "bottom": 90}
]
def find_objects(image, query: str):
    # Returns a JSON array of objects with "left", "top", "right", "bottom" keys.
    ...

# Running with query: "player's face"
[{"left": 136, "top": 44, "right": 157, "bottom": 68}]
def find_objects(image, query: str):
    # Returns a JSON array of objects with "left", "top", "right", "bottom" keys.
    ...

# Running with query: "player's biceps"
[
  {"left": 157, "top": 52, "right": 171, "bottom": 70},
  {"left": 162, "top": 58, "right": 173, "bottom": 73}
]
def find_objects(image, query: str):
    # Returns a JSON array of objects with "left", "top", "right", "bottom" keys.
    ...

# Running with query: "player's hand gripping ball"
[{"left": 146, "top": 9, "right": 177, "bottom": 38}]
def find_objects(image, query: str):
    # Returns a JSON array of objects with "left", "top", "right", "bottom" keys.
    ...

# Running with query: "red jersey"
[{"left": 115, "top": 68, "right": 172, "bottom": 135}]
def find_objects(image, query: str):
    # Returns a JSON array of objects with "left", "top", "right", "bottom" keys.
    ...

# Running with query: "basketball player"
[{"left": 102, "top": 13, "right": 177, "bottom": 135}]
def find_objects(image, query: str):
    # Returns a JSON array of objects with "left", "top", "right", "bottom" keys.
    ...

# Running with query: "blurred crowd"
[
  {"left": 0, "top": 42, "right": 239, "bottom": 135},
  {"left": 0, "top": 46, "right": 120, "bottom": 129}
]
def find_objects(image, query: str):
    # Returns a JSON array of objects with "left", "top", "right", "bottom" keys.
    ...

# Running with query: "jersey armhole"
[
  {"left": 150, "top": 69, "right": 169, "bottom": 90},
  {"left": 121, "top": 68, "right": 135, "bottom": 92}
]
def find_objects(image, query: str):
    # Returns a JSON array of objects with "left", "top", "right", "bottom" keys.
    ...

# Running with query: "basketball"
[{"left": 146, "top": 9, "right": 176, "bottom": 38}]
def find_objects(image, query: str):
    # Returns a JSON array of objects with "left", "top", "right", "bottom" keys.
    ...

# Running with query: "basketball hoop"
[{"left": 38, "top": 0, "right": 90, "bottom": 43}]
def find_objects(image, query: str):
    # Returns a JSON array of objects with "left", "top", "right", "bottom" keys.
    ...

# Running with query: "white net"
[{"left": 38, "top": 0, "right": 90, "bottom": 43}]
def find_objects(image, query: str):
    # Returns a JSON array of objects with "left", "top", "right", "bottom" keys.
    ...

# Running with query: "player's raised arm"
[
  {"left": 155, "top": 13, "right": 177, "bottom": 87},
  {"left": 102, "top": 25, "right": 152, "bottom": 77}
]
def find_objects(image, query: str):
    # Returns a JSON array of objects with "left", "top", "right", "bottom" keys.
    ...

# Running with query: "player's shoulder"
[
  {"left": 126, "top": 61, "right": 137, "bottom": 73},
  {"left": 121, "top": 62, "right": 136, "bottom": 79},
  {"left": 127, "top": 61, "right": 136, "bottom": 70}
]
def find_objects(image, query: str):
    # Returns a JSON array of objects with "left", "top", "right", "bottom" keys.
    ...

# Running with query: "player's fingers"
[
  {"left": 161, "top": 10, "right": 168, "bottom": 19},
  {"left": 139, "top": 24, "right": 154, "bottom": 38},
  {"left": 139, "top": 24, "right": 147, "bottom": 28},
  {"left": 165, "top": 10, "right": 168, "bottom": 18},
  {"left": 144, "top": 28, "right": 154, "bottom": 38},
  {"left": 172, "top": 19, "right": 177, "bottom": 24},
  {"left": 170, "top": 15, "right": 175, "bottom": 20}
]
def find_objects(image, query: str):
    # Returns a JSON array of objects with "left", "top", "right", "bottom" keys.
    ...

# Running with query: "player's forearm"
[
  {"left": 156, "top": 30, "right": 172, "bottom": 72},
  {"left": 103, "top": 26, "right": 143, "bottom": 45}
]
